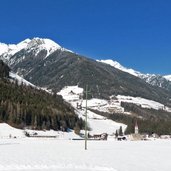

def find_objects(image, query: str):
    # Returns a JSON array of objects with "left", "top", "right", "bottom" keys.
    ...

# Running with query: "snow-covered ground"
[
  {"left": 58, "top": 86, "right": 171, "bottom": 122},
  {"left": 58, "top": 86, "right": 127, "bottom": 134},
  {"left": 57, "top": 86, "right": 171, "bottom": 135},
  {"left": 0, "top": 123, "right": 80, "bottom": 140},
  {"left": 164, "top": 75, "right": 171, "bottom": 81},
  {"left": 0, "top": 119, "right": 171, "bottom": 171},
  {"left": 0, "top": 123, "right": 25, "bottom": 139},
  {"left": 0, "top": 137, "right": 171, "bottom": 171},
  {"left": 116, "top": 95, "right": 168, "bottom": 111}
]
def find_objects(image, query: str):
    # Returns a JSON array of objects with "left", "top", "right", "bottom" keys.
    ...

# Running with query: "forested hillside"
[{"left": 0, "top": 60, "right": 84, "bottom": 131}]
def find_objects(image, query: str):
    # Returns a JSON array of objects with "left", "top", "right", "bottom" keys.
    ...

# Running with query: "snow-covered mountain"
[
  {"left": 1, "top": 38, "right": 171, "bottom": 104},
  {"left": 0, "top": 37, "right": 71, "bottom": 66},
  {"left": 1, "top": 38, "right": 170, "bottom": 92},
  {"left": 98, "top": 59, "right": 171, "bottom": 91},
  {"left": 97, "top": 59, "right": 143, "bottom": 77}
]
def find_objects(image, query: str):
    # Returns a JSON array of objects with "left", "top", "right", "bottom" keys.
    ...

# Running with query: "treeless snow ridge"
[{"left": 0, "top": 138, "right": 171, "bottom": 171}]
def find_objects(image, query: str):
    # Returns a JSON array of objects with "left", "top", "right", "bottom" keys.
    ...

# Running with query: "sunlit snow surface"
[
  {"left": 164, "top": 75, "right": 171, "bottom": 81},
  {"left": 9, "top": 72, "right": 35, "bottom": 87},
  {"left": 1, "top": 123, "right": 171, "bottom": 171},
  {"left": 0, "top": 123, "right": 81, "bottom": 140},
  {"left": 0, "top": 138, "right": 171, "bottom": 171},
  {"left": 58, "top": 85, "right": 171, "bottom": 132},
  {"left": 58, "top": 86, "right": 127, "bottom": 134},
  {"left": 97, "top": 59, "right": 141, "bottom": 77},
  {"left": 117, "top": 95, "right": 165, "bottom": 110}
]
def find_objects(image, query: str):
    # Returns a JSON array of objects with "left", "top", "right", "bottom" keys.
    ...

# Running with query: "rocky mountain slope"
[
  {"left": 0, "top": 38, "right": 171, "bottom": 108},
  {"left": 98, "top": 59, "right": 171, "bottom": 92}
]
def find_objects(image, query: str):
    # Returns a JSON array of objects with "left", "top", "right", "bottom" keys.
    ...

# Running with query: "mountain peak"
[
  {"left": 0, "top": 38, "right": 66, "bottom": 62},
  {"left": 25, "top": 37, "right": 62, "bottom": 57},
  {"left": 27, "top": 37, "right": 61, "bottom": 48}
]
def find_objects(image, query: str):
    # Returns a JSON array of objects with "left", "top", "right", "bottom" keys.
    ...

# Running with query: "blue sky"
[{"left": 0, "top": 0, "right": 170, "bottom": 75}]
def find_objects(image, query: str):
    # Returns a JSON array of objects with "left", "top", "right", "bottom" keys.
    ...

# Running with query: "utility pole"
[
  {"left": 85, "top": 85, "right": 88, "bottom": 150},
  {"left": 85, "top": 85, "right": 90, "bottom": 150}
]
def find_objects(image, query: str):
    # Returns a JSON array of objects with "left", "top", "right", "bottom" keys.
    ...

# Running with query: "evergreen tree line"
[
  {"left": 0, "top": 60, "right": 10, "bottom": 78},
  {"left": 0, "top": 60, "right": 85, "bottom": 131},
  {"left": 0, "top": 79, "right": 85, "bottom": 131},
  {"left": 121, "top": 102, "right": 171, "bottom": 121}
]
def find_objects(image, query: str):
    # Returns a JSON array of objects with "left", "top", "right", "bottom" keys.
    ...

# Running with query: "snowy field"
[{"left": 0, "top": 138, "right": 171, "bottom": 171}]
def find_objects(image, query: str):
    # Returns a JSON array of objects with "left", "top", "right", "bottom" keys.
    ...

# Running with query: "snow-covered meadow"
[
  {"left": 0, "top": 137, "right": 171, "bottom": 171},
  {"left": 57, "top": 86, "right": 127, "bottom": 135}
]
